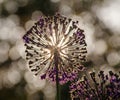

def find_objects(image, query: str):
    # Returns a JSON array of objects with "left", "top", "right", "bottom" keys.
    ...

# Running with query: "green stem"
[{"left": 54, "top": 50, "right": 60, "bottom": 100}]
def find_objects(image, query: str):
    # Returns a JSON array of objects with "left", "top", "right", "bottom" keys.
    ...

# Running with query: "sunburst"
[{"left": 23, "top": 13, "right": 87, "bottom": 84}]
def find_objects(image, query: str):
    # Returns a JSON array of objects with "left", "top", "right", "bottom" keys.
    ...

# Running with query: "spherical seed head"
[
  {"left": 23, "top": 13, "right": 87, "bottom": 84},
  {"left": 69, "top": 70, "right": 120, "bottom": 100}
]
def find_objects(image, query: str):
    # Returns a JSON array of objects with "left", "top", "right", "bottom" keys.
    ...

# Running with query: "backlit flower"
[
  {"left": 23, "top": 13, "right": 87, "bottom": 84},
  {"left": 70, "top": 70, "right": 120, "bottom": 100}
]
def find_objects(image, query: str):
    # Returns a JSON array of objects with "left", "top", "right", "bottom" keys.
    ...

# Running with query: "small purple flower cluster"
[
  {"left": 69, "top": 71, "right": 120, "bottom": 100},
  {"left": 43, "top": 65, "right": 85, "bottom": 84}
]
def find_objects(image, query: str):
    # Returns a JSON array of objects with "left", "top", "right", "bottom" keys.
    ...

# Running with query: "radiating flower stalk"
[
  {"left": 23, "top": 13, "right": 87, "bottom": 100},
  {"left": 70, "top": 70, "right": 120, "bottom": 100}
]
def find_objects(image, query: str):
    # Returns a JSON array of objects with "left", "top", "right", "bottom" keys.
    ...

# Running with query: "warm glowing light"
[{"left": 23, "top": 13, "right": 87, "bottom": 84}]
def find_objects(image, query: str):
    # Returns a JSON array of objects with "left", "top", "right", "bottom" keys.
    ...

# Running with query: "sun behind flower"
[{"left": 23, "top": 13, "right": 87, "bottom": 84}]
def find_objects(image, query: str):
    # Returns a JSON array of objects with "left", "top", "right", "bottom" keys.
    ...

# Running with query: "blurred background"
[{"left": 0, "top": 0, "right": 120, "bottom": 100}]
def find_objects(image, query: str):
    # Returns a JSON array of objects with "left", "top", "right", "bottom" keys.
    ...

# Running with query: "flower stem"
[{"left": 54, "top": 50, "right": 60, "bottom": 100}]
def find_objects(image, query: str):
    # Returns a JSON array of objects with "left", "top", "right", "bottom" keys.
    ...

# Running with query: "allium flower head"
[
  {"left": 23, "top": 13, "right": 87, "bottom": 84},
  {"left": 70, "top": 70, "right": 120, "bottom": 100}
]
